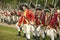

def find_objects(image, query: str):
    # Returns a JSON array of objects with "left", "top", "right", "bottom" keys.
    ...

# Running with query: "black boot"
[
  {"left": 27, "top": 39, "right": 30, "bottom": 40},
  {"left": 54, "top": 38, "right": 57, "bottom": 40},
  {"left": 23, "top": 33, "right": 26, "bottom": 37},
  {"left": 17, "top": 31, "right": 21, "bottom": 36},
  {"left": 44, "top": 32, "right": 46, "bottom": 38},
  {"left": 20, "top": 27, "right": 22, "bottom": 31},
  {"left": 57, "top": 33, "right": 59, "bottom": 38},
  {"left": 43, "top": 38, "right": 45, "bottom": 40},
  {"left": 37, "top": 36, "right": 40, "bottom": 40},
  {"left": 33, "top": 35, "right": 37, "bottom": 40}
]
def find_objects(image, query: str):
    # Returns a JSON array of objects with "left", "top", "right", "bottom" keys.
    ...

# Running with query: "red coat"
[
  {"left": 49, "top": 12, "right": 59, "bottom": 28},
  {"left": 54, "top": 12, "right": 59, "bottom": 28},
  {"left": 59, "top": 13, "right": 60, "bottom": 19},
  {"left": 35, "top": 11, "right": 44, "bottom": 26},
  {"left": 54, "top": 12, "right": 58, "bottom": 21},
  {"left": 49, "top": 16, "right": 55, "bottom": 27},
  {"left": 40, "top": 13, "right": 45, "bottom": 26},
  {"left": 17, "top": 11, "right": 22, "bottom": 16},
  {"left": 25, "top": 10, "right": 34, "bottom": 21},
  {"left": 18, "top": 9, "right": 34, "bottom": 24},
  {"left": 4, "top": 12, "right": 8, "bottom": 16},
  {"left": 18, "top": 16, "right": 26, "bottom": 24},
  {"left": 24, "top": 10, "right": 34, "bottom": 23},
  {"left": 35, "top": 14, "right": 41, "bottom": 26}
]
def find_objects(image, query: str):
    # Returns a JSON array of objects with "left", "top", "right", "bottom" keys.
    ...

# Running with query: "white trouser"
[
  {"left": 16, "top": 22, "right": 26, "bottom": 33},
  {"left": 46, "top": 28, "right": 57, "bottom": 40},
  {"left": 13, "top": 16, "right": 15, "bottom": 22},
  {"left": 59, "top": 21, "right": 60, "bottom": 27},
  {"left": 17, "top": 16, "right": 19, "bottom": 21},
  {"left": 31, "top": 25, "right": 45, "bottom": 38},
  {"left": 30, "top": 25, "right": 36, "bottom": 36},
  {"left": 3, "top": 15, "right": 5, "bottom": 18},
  {"left": 16, "top": 22, "right": 20, "bottom": 31},
  {"left": 0, "top": 14, "right": 2, "bottom": 22},
  {"left": 7, "top": 16, "right": 10, "bottom": 22},
  {"left": 25, "top": 24, "right": 31, "bottom": 39},
  {"left": 22, "top": 24, "right": 26, "bottom": 33}
]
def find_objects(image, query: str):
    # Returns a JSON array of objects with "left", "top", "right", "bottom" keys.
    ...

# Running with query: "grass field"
[
  {"left": 0, "top": 25, "right": 26, "bottom": 40},
  {"left": 0, "top": 25, "right": 60, "bottom": 40}
]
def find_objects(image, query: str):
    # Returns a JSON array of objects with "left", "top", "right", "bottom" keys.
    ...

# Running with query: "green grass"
[
  {"left": 0, "top": 25, "right": 51, "bottom": 40},
  {"left": 0, "top": 25, "right": 26, "bottom": 40}
]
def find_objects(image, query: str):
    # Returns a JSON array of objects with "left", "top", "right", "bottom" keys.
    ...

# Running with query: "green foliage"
[
  {"left": 57, "top": 0, "right": 60, "bottom": 8},
  {"left": 0, "top": 0, "right": 60, "bottom": 9}
]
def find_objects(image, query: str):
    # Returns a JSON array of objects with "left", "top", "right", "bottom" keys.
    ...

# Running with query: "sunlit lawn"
[{"left": 0, "top": 25, "right": 60, "bottom": 40}]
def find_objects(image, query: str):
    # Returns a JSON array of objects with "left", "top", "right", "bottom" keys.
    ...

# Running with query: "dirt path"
[
  {"left": 0, "top": 22, "right": 60, "bottom": 35},
  {"left": 0, "top": 22, "right": 16, "bottom": 28}
]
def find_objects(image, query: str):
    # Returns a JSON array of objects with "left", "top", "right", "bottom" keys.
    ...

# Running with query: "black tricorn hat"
[
  {"left": 36, "top": 7, "right": 42, "bottom": 10},
  {"left": 48, "top": 4, "right": 54, "bottom": 8},
  {"left": 30, "top": 3, "right": 35, "bottom": 8},
  {"left": 36, "top": 4, "right": 43, "bottom": 10},
  {"left": 44, "top": 9, "right": 51, "bottom": 13},
  {"left": 19, "top": 5, "right": 23, "bottom": 11},
  {"left": 22, "top": 3, "right": 29, "bottom": 9}
]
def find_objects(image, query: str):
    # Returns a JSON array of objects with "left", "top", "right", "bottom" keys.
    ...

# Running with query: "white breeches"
[
  {"left": 22, "top": 24, "right": 26, "bottom": 33},
  {"left": 12, "top": 16, "right": 16, "bottom": 22},
  {"left": 46, "top": 28, "right": 57, "bottom": 40},
  {"left": 16, "top": 22, "right": 20, "bottom": 31},
  {"left": 7, "top": 16, "right": 11, "bottom": 22},
  {"left": 25, "top": 24, "right": 31, "bottom": 39},
  {"left": 31, "top": 25, "right": 45, "bottom": 38}
]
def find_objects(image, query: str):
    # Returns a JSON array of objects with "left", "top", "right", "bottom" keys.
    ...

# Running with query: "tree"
[{"left": 0, "top": 0, "right": 60, "bottom": 9}]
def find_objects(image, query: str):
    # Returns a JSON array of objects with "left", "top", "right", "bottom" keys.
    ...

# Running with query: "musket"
[
  {"left": 44, "top": 0, "right": 48, "bottom": 9},
  {"left": 52, "top": 0, "right": 58, "bottom": 14},
  {"left": 36, "top": 0, "right": 38, "bottom": 6},
  {"left": 54, "top": 0, "right": 58, "bottom": 10},
  {"left": 44, "top": 0, "right": 48, "bottom": 25},
  {"left": 35, "top": 0, "right": 48, "bottom": 25},
  {"left": 50, "top": 0, "right": 58, "bottom": 18},
  {"left": 52, "top": 0, "right": 55, "bottom": 5},
  {"left": 29, "top": 0, "right": 32, "bottom": 8},
  {"left": 47, "top": 0, "right": 59, "bottom": 27}
]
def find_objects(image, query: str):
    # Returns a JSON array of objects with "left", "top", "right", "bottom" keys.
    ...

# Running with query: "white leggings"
[
  {"left": 46, "top": 28, "right": 57, "bottom": 40},
  {"left": 31, "top": 25, "right": 45, "bottom": 38}
]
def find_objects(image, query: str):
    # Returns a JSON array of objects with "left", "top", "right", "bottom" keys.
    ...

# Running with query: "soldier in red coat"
[
  {"left": 33, "top": 8, "right": 41, "bottom": 40},
  {"left": 32, "top": 6, "right": 45, "bottom": 40},
  {"left": 16, "top": 5, "right": 24, "bottom": 36},
  {"left": 16, "top": 4, "right": 35, "bottom": 40},
  {"left": 48, "top": 9, "right": 60, "bottom": 40},
  {"left": 17, "top": 10, "right": 22, "bottom": 17},
  {"left": 49, "top": 10, "right": 59, "bottom": 29},
  {"left": 16, "top": 10, "right": 23, "bottom": 22},
  {"left": 22, "top": 4, "right": 35, "bottom": 40},
  {"left": 45, "top": 9, "right": 57, "bottom": 40},
  {"left": 4, "top": 11, "right": 8, "bottom": 23}
]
